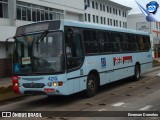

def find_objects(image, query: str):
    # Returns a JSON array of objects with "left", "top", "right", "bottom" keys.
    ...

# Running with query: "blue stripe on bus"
[{"left": 67, "top": 61, "right": 152, "bottom": 80}]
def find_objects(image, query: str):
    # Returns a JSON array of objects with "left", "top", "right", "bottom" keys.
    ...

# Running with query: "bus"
[{"left": 9, "top": 19, "right": 152, "bottom": 97}]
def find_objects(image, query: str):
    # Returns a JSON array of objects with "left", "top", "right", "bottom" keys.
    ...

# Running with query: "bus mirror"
[
  {"left": 5, "top": 39, "right": 9, "bottom": 51},
  {"left": 5, "top": 37, "right": 13, "bottom": 51}
]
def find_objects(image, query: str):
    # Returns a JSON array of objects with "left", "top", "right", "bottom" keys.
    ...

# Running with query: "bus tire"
[
  {"left": 85, "top": 75, "right": 98, "bottom": 97},
  {"left": 134, "top": 65, "right": 140, "bottom": 81}
]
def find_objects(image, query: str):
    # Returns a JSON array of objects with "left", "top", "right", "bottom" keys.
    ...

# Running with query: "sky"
[{"left": 110, "top": 0, "right": 141, "bottom": 14}]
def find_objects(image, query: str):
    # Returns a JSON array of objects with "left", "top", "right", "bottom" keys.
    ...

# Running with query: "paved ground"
[
  {"left": 0, "top": 77, "right": 12, "bottom": 88},
  {"left": 0, "top": 65, "right": 160, "bottom": 120}
]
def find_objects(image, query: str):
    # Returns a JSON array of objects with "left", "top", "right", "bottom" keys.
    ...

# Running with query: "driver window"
[{"left": 65, "top": 33, "right": 83, "bottom": 70}]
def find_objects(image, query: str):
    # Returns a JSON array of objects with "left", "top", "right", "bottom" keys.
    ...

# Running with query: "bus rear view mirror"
[{"left": 5, "top": 37, "right": 14, "bottom": 51}]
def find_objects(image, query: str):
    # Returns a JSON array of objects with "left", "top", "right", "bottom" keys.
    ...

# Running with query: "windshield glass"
[{"left": 13, "top": 31, "right": 64, "bottom": 74}]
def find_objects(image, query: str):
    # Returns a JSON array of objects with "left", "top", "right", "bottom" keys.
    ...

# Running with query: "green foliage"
[{"left": 153, "top": 59, "right": 159, "bottom": 64}]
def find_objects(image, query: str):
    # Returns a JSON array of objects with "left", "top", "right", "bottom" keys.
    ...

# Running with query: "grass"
[{"left": 153, "top": 59, "right": 160, "bottom": 64}]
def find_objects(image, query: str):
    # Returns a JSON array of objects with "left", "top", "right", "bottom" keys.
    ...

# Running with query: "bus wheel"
[
  {"left": 85, "top": 75, "right": 97, "bottom": 97},
  {"left": 134, "top": 65, "right": 140, "bottom": 81}
]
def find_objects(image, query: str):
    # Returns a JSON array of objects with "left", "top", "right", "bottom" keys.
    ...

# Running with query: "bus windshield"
[{"left": 13, "top": 31, "right": 64, "bottom": 74}]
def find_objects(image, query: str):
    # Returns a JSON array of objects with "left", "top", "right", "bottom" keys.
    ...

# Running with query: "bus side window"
[
  {"left": 97, "top": 31, "right": 112, "bottom": 53},
  {"left": 143, "top": 36, "right": 151, "bottom": 51},
  {"left": 111, "top": 32, "right": 121, "bottom": 52},
  {"left": 120, "top": 33, "right": 129, "bottom": 52},
  {"left": 128, "top": 34, "right": 138, "bottom": 52},
  {"left": 137, "top": 35, "right": 145, "bottom": 51},
  {"left": 65, "top": 33, "right": 84, "bottom": 70},
  {"left": 83, "top": 30, "right": 98, "bottom": 54}
]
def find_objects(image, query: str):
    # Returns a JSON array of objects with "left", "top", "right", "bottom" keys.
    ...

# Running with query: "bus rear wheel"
[
  {"left": 85, "top": 75, "right": 98, "bottom": 97},
  {"left": 134, "top": 65, "right": 140, "bottom": 81}
]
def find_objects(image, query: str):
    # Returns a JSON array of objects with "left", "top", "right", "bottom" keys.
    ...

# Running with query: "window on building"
[
  {"left": 125, "top": 12, "right": 127, "bottom": 17},
  {"left": 27, "top": 8, "right": 31, "bottom": 21},
  {"left": 107, "top": 6, "right": 109, "bottom": 12},
  {"left": 104, "top": 17, "right": 106, "bottom": 25},
  {"left": 123, "top": 22, "right": 125, "bottom": 28},
  {"left": 115, "top": 9, "right": 117, "bottom": 15},
  {"left": 100, "top": 4, "right": 102, "bottom": 11},
  {"left": 116, "top": 20, "right": 118, "bottom": 27},
  {"left": 103, "top": 5, "right": 105, "bottom": 11},
  {"left": 96, "top": 16, "right": 99, "bottom": 23},
  {"left": 49, "top": 12, "right": 53, "bottom": 20},
  {"left": 16, "top": 1, "right": 64, "bottom": 22},
  {"left": 119, "top": 10, "right": 121, "bottom": 16},
  {"left": 92, "top": 1, "right": 95, "bottom": 9},
  {"left": 110, "top": 19, "right": 112, "bottom": 26},
  {"left": 113, "top": 20, "right": 115, "bottom": 26},
  {"left": 96, "top": 2, "right": 98, "bottom": 9},
  {"left": 107, "top": 18, "right": 109, "bottom": 25},
  {"left": 0, "top": 0, "right": 8, "bottom": 18},
  {"left": 41, "top": 10, "right": 45, "bottom": 21},
  {"left": 125, "top": 22, "right": 127, "bottom": 28},
  {"left": 88, "top": 14, "right": 90, "bottom": 22},
  {"left": 85, "top": 13, "right": 87, "bottom": 21},
  {"left": 113, "top": 8, "right": 115, "bottom": 14},
  {"left": 17, "top": 6, "right": 21, "bottom": 20},
  {"left": 93, "top": 15, "right": 95, "bottom": 23},
  {"left": 101, "top": 17, "right": 103, "bottom": 24},
  {"left": 22, "top": 7, "right": 27, "bottom": 21},
  {"left": 119, "top": 21, "right": 121, "bottom": 27},
  {"left": 110, "top": 7, "right": 112, "bottom": 13},
  {"left": 87, "top": 0, "right": 90, "bottom": 7},
  {"left": 37, "top": 9, "right": 41, "bottom": 21},
  {"left": 32, "top": 9, "right": 37, "bottom": 22}
]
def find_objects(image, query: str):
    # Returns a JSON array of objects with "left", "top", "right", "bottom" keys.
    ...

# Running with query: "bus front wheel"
[
  {"left": 85, "top": 75, "right": 98, "bottom": 97},
  {"left": 134, "top": 65, "right": 140, "bottom": 81}
]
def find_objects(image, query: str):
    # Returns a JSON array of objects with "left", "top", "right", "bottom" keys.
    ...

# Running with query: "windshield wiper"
[{"left": 35, "top": 30, "right": 48, "bottom": 44}]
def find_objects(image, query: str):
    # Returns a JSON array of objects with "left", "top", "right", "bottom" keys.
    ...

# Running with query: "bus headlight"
[
  {"left": 53, "top": 82, "right": 57, "bottom": 87},
  {"left": 14, "top": 83, "right": 19, "bottom": 87},
  {"left": 48, "top": 83, "right": 52, "bottom": 87},
  {"left": 48, "top": 82, "right": 63, "bottom": 87}
]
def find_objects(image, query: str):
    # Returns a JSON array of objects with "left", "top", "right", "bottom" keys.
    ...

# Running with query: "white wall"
[
  {"left": 0, "top": 26, "right": 17, "bottom": 42},
  {"left": 0, "top": 18, "right": 10, "bottom": 26},
  {"left": 66, "top": 12, "right": 82, "bottom": 21},
  {"left": 127, "top": 14, "right": 146, "bottom": 30}
]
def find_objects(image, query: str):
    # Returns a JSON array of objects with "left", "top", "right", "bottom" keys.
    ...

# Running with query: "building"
[
  {"left": 0, "top": 0, "right": 131, "bottom": 77},
  {"left": 84, "top": 0, "right": 131, "bottom": 28},
  {"left": 127, "top": 13, "right": 160, "bottom": 58}
]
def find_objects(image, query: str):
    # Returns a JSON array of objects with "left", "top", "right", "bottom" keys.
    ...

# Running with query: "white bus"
[{"left": 10, "top": 20, "right": 152, "bottom": 97}]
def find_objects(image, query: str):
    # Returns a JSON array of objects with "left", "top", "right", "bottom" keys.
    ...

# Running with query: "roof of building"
[{"left": 109, "top": 0, "right": 132, "bottom": 10}]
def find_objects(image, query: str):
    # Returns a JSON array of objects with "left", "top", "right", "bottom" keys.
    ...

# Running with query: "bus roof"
[
  {"left": 16, "top": 19, "right": 149, "bottom": 36},
  {"left": 62, "top": 19, "right": 149, "bottom": 36}
]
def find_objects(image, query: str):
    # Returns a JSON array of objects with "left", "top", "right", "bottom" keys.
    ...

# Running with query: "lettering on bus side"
[
  {"left": 48, "top": 76, "right": 58, "bottom": 81},
  {"left": 113, "top": 56, "right": 132, "bottom": 66}
]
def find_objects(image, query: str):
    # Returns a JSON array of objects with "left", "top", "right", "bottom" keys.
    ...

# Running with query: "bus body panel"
[
  {"left": 18, "top": 74, "right": 70, "bottom": 95},
  {"left": 12, "top": 20, "right": 153, "bottom": 96}
]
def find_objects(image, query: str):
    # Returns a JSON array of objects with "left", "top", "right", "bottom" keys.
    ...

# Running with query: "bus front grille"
[
  {"left": 24, "top": 91, "right": 46, "bottom": 95},
  {"left": 23, "top": 83, "right": 45, "bottom": 88}
]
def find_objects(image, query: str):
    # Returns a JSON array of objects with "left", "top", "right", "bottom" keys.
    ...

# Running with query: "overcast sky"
[{"left": 110, "top": 0, "right": 141, "bottom": 14}]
